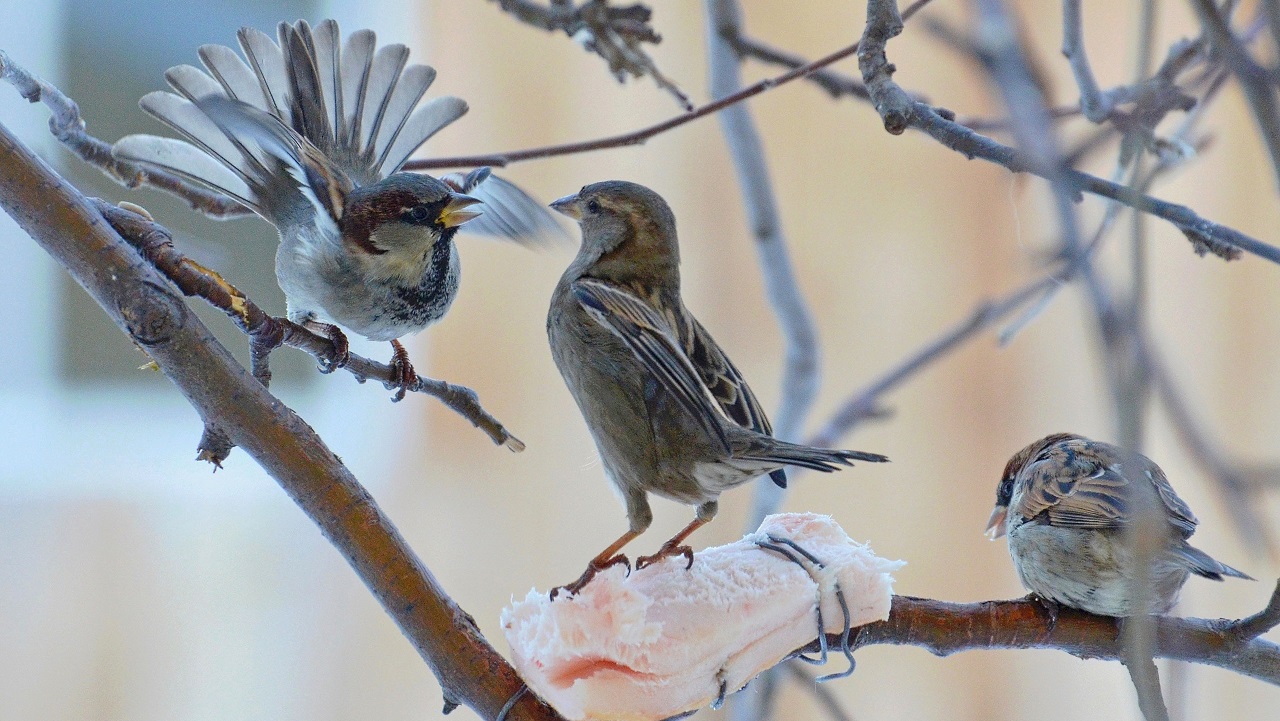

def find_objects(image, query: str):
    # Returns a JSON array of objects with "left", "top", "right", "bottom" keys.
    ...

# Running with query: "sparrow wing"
[
  {"left": 439, "top": 170, "right": 567, "bottom": 246},
  {"left": 680, "top": 316, "right": 773, "bottom": 437},
  {"left": 1013, "top": 437, "right": 1199, "bottom": 535},
  {"left": 113, "top": 20, "right": 465, "bottom": 212},
  {"left": 572, "top": 279, "right": 732, "bottom": 453},
  {"left": 679, "top": 312, "right": 783, "bottom": 486},
  {"left": 191, "top": 96, "right": 353, "bottom": 229}
]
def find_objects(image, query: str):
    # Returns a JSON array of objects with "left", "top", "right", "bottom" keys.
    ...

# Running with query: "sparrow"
[
  {"left": 987, "top": 433, "right": 1252, "bottom": 616},
  {"left": 546, "top": 181, "right": 888, "bottom": 597},
  {"left": 113, "top": 19, "right": 561, "bottom": 399}
]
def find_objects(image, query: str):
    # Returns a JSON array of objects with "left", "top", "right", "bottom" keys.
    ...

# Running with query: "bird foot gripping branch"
[{"left": 503, "top": 513, "right": 904, "bottom": 721}]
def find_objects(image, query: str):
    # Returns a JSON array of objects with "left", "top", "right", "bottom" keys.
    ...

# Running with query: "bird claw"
[
  {"left": 636, "top": 544, "right": 694, "bottom": 571},
  {"left": 1028, "top": 593, "right": 1062, "bottom": 631},
  {"left": 310, "top": 323, "right": 349, "bottom": 374},
  {"left": 387, "top": 339, "right": 418, "bottom": 402},
  {"left": 549, "top": 554, "right": 630, "bottom": 600}
]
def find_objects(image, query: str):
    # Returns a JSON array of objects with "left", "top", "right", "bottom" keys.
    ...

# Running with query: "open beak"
[
  {"left": 549, "top": 193, "right": 582, "bottom": 220},
  {"left": 439, "top": 193, "right": 483, "bottom": 228},
  {"left": 985, "top": 505, "right": 1009, "bottom": 540}
]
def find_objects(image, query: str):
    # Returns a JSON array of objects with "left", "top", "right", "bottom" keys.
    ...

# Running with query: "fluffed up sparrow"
[
  {"left": 546, "top": 181, "right": 888, "bottom": 597},
  {"left": 987, "top": 433, "right": 1251, "bottom": 616},
  {"left": 114, "top": 19, "right": 560, "bottom": 399}
]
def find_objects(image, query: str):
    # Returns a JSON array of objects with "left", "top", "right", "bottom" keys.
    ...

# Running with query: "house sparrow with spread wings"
[
  {"left": 987, "top": 433, "right": 1251, "bottom": 616},
  {"left": 546, "top": 181, "right": 888, "bottom": 597},
  {"left": 114, "top": 19, "right": 560, "bottom": 399}
]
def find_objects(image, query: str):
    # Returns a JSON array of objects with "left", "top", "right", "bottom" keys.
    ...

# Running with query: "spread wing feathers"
[
  {"left": 1012, "top": 438, "right": 1199, "bottom": 535},
  {"left": 572, "top": 280, "right": 732, "bottom": 453},
  {"left": 272, "top": 19, "right": 467, "bottom": 184},
  {"left": 441, "top": 169, "right": 567, "bottom": 246},
  {"left": 111, "top": 135, "right": 259, "bottom": 211},
  {"left": 114, "top": 19, "right": 467, "bottom": 209}
]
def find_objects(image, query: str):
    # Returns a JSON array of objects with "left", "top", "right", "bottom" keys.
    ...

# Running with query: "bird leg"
[
  {"left": 302, "top": 320, "right": 350, "bottom": 374},
  {"left": 387, "top": 339, "right": 419, "bottom": 402},
  {"left": 550, "top": 529, "right": 643, "bottom": 600},
  {"left": 636, "top": 516, "right": 709, "bottom": 571}
]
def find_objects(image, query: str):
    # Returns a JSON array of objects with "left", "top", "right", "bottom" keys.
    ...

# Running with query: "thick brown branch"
[
  {"left": 0, "top": 119, "right": 557, "bottom": 721},
  {"left": 830, "top": 586, "right": 1280, "bottom": 686}
]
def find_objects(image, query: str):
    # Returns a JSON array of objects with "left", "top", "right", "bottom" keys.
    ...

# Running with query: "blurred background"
[{"left": 1, "top": 0, "right": 1278, "bottom": 719}]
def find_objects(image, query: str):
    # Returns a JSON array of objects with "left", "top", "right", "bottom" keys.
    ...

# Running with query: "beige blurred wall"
[{"left": 3, "top": 1, "right": 1279, "bottom": 720}]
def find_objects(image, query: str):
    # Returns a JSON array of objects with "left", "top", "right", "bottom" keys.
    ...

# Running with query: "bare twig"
[
  {"left": 806, "top": 278, "right": 1055, "bottom": 448},
  {"left": 706, "top": 0, "right": 820, "bottom": 530},
  {"left": 0, "top": 117, "right": 559, "bottom": 721},
  {"left": 858, "top": 0, "right": 915, "bottom": 135},
  {"left": 1063, "top": 0, "right": 1113, "bottom": 122},
  {"left": 705, "top": 4, "right": 822, "bottom": 719},
  {"left": 488, "top": 0, "right": 691, "bottom": 109},
  {"left": 1190, "top": 0, "right": 1280, "bottom": 191},
  {"left": 722, "top": 0, "right": 937, "bottom": 103},
  {"left": 405, "top": 37, "right": 868, "bottom": 171},
  {"left": 92, "top": 201, "right": 524, "bottom": 459},
  {"left": 0, "top": 49, "right": 252, "bottom": 218}
]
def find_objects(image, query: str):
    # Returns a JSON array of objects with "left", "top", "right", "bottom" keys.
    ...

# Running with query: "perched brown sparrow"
[
  {"left": 113, "top": 19, "right": 559, "bottom": 399},
  {"left": 546, "top": 181, "right": 888, "bottom": 597},
  {"left": 987, "top": 433, "right": 1251, "bottom": 616}
]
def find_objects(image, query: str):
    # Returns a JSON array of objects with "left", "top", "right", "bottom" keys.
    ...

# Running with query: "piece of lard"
[{"left": 501, "top": 513, "right": 904, "bottom": 721}]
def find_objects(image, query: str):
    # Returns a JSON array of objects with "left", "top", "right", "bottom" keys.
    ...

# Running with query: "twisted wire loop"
[{"left": 753, "top": 533, "right": 857, "bottom": 681}]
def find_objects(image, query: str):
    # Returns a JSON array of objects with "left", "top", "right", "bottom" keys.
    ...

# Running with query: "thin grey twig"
[
  {"left": 722, "top": 0, "right": 938, "bottom": 103},
  {"left": 1191, "top": 0, "right": 1280, "bottom": 190},
  {"left": 1063, "top": 0, "right": 1113, "bottom": 122},
  {"left": 405, "top": 37, "right": 868, "bottom": 171},
  {"left": 0, "top": 49, "right": 252, "bottom": 218},
  {"left": 707, "top": 3, "right": 821, "bottom": 719},
  {"left": 706, "top": 0, "right": 820, "bottom": 531},
  {"left": 488, "top": 0, "right": 692, "bottom": 110}
]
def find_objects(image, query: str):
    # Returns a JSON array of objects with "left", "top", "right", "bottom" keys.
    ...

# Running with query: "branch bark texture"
[
  {"left": 840, "top": 590, "right": 1280, "bottom": 686},
  {"left": 0, "top": 119, "right": 558, "bottom": 721}
]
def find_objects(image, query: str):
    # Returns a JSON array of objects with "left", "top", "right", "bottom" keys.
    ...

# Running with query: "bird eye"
[
  {"left": 586, "top": 199, "right": 601, "bottom": 214},
  {"left": 407, "top": 206, "right": 431, "bottom": 223}
]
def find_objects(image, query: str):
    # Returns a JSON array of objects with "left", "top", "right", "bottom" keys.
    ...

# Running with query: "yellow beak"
[{"left": 439, "top": 193, "right": 483, "bottom": 228}]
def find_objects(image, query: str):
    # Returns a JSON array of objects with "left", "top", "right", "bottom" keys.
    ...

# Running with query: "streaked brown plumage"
[
  {"left": 987, "top": 433, "right": 1251, "bottom": 616},
  {"left": 546, "top": 181, "right": 887, "bottom": 598}
]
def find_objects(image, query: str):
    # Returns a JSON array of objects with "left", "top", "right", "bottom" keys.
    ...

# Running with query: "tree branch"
[
  {"left": 0, "top": 117, "right": 558, "bottom": 721},
  {"left": 0, "top": 49, "right": 253, "bottom": 218},
  {"left": 852, "top": 0, "right": 1278, "bottom": 265},
  {"left": 404, "top": 37, "right": 866, "bottom": 171},
  {"left": 834, "top": 586, "right": 1280, "bottom": 686},
  {"left": 705, "top": 0, "right": 820, "bottom": 531},
  {"left": 1190, "top": 0, "right": 1280, "bottom": 191},
  {"left": 94, "top": 201, "right": 525, "bottom": 458},
  {"left": 487, "top": 0, "right": 692, "bottom": 110},
  {"left": 0, "top": 50, "right": 524, "bottom": 457}
]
